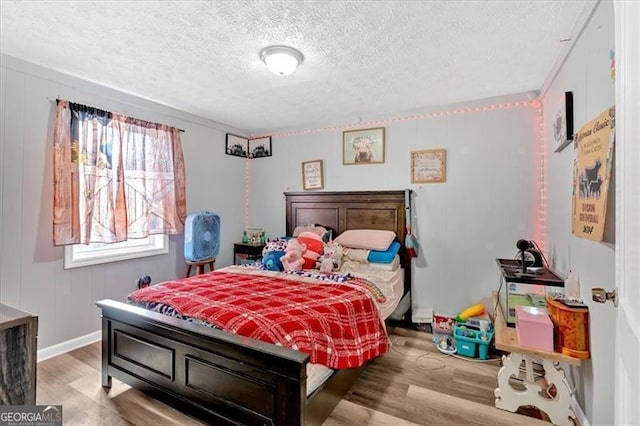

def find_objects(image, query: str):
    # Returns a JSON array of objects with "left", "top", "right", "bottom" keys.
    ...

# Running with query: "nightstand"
[{"left": 234, "top": 243, "right": 265, "bottom": 265}]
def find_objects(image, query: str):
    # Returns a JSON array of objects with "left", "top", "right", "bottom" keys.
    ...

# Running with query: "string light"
[
  {"left": 244, "top": 156, "right": 250, "bottom": 230},
  {"left": 533, "top": 103, "right": 546, "bottom": 252},
  {"left": 248, "top": 98, "right": 547, "bottom": 251},
  {"left": 256, "top": 99, "right": 538, "bottom": 139}
]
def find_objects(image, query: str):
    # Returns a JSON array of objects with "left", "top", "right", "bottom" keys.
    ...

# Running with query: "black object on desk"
[
  {"left": 234, "top": 243, "right": 265, "bottom": 265},
  {"left": 496, "top": 258, "right": 564, "bottom": 327}
]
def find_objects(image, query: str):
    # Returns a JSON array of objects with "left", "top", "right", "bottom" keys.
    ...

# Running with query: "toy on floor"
[
  {"left": 455, "top": 303, "right": 485, "bottom": 322},
  {"left": 435, "top": 335, "right": 457, "bottom": 355}
]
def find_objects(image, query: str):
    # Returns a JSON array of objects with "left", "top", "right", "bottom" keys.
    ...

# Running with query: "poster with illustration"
[{"left": 572, "top": 106, "right": 615, "bottom": 241}]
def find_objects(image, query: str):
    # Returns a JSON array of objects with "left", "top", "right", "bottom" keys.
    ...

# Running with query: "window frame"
[{"left": 64, "top": 234, "right": 168, "bottom": 269}]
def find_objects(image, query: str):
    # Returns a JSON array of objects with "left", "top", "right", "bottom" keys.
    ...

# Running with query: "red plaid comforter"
[{"left": 128, "top": 270, "right": 390, "bottom": 368}]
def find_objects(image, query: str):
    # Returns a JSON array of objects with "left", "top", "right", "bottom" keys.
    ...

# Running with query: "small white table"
[{"left": 493, "top": 293, "right": 581, "bottom": 426}]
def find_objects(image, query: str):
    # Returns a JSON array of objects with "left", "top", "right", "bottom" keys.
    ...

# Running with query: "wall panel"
[{"left": 0, "top": 55, "right": 245, "bottom": 350}]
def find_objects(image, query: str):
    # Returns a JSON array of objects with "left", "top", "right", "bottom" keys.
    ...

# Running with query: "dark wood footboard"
[{"left": 97, "top": 299, "right": 310, "bottom": 425}]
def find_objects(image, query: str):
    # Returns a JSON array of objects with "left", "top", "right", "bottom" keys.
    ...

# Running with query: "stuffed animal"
[
  {"left": 297, "top": 231, "right": 324, "bottom": 270},
  {"left": 262, "top": 237, "right": 288, "bottom": 256},
  {"left": 318, "top": 243, "right": 343, "bottom": 273},
  {"left": 262, "top": 250, "right": 286, "bottom": 271},
  {"left": 261, "top": 238, "right": 289, "bottom": 271},
  {"left": 280, "top": 238, "right": 306, "bottom": 272}
]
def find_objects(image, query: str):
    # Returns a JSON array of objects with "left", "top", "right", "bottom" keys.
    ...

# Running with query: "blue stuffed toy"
[{"left": 262, "top": 250, "right": 285, "bottom": 271}]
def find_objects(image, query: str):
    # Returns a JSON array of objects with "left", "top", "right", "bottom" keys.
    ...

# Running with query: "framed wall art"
[
  {"left": 302, "top": 160, "right": 324, "bottom": 190},
  {"left": 249, "top": 136, "right": 272, "bottom": 158},
  {"left": 553, "top": 91, "right": 574, "bottom": 153},
  {"left": 225, "top": 134, "right": 248, "bottom": 158},
  {"left": 245, "top": 227, "right": 265, "bottom": 245},
  {"left": 343, "top": 127, "right": 385, "bottom": 165},
  {"left": 411, "top": 149, "right": 447, "bottom": 183}
]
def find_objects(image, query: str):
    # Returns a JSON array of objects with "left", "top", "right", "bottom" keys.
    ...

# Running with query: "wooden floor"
[{"left": 36, "top": 326, "right": 551, "bottom": 425}]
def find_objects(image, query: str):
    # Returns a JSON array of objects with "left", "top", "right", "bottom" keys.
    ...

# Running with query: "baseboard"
[
  {"left": 37, "top": 330, "right": 101, "bottom": 362},
  {"left": 412, "top": 307, "right": 433, "bottom": 323}
]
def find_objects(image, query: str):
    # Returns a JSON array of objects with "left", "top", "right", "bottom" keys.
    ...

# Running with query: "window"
[
  {"left": 64, "top": 235, "right": 168, "bottom": 269},
  {"left": 52, "top": 100, "right": 187, "bottom": 247}
]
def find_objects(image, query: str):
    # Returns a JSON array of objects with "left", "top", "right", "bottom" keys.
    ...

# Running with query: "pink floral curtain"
[{"left": 53, "top": 100, "right": 186, "bottom": 245}]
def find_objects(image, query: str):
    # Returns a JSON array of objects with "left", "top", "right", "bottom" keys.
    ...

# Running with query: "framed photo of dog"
[
  {"left": 411, "top": 149, "right": 447, "bottom": 183},
  {"left": 343, "top": 127, "right": 385, "bottom": 165}
]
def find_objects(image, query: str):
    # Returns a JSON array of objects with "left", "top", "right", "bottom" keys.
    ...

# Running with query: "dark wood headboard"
[
  {"left": 284, "top": 191, "right": 407, "bottom": 241},
  {"left": 284, "top": 190, "right": 411, "bottom": 309}
]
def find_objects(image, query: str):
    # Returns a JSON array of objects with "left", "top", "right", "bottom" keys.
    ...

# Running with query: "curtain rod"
[{"left": 52, "top": 98, "right": 185, "bottom": 133}]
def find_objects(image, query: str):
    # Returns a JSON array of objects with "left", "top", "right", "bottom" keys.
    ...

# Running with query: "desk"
[{"left": 493, "top": 292, "right": 580, "bottom": 426}]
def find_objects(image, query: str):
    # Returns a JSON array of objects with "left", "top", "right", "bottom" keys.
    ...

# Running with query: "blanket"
[{"left": 128, "top": 270, "right": 390, "bottom": 369}]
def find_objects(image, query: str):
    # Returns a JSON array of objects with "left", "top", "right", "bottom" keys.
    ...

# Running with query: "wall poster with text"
[{"left": 572, "top": 106, "right": 615, "bottom": 241}]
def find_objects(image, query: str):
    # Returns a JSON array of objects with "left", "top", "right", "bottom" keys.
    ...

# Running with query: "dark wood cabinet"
[
  {"left": 0, "top": 304, "right": 38, "bottom": 405},
  {"left": 233, "top": 243, "right": 265, "bottom": 265}
]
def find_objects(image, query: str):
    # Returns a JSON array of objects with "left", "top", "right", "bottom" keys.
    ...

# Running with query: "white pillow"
[{"left": 334, "top": 229, "right": 396, "bottom": 251}]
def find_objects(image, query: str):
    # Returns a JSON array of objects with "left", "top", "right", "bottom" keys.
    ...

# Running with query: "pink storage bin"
[{"left": 516, "top": 305, "right": 554, "bottom": 352}]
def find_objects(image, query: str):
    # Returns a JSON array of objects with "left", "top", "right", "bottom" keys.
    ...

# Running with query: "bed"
[{"left": 96, "top": 190, "right": 412, "bottom": 425}]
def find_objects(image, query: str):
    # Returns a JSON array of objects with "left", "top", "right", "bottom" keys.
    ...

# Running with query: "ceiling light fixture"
[{"left": 259, "top": 45, "right": 304, "bottom": 76}]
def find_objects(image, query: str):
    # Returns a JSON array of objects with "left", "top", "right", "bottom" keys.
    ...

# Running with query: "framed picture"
[
  {"left": 226, "top": 134, "right": 248, "bottom": 158},
  {"left": 342, "top": 127, "right": 385, "bottom": 165},
  {"left": 411, "top": 149, "right": 447, "bottom": 183},
  {"left": 302, "top": 160, "right": 324, "bottom": 190},
  {"left": 245, "top": 227, "right": 264, "bottom": 245},
  {"left": 249, "top": 136, "right": 272, "bottom": 158},
  {"left": 553, "top": 91, "right": 574, "bottom": 153}
]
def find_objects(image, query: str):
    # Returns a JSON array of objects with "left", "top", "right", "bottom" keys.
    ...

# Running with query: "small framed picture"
[
  {"left": 343, "top": 127, "right": 385, "bottom": 165},
  {"left": 553, "top": 91, "right": 574, "bottom": 153},
  {"left": 249, "top": 136, "right": 272, "bottom": 158},
  {"left": 302, "top": 160, "right": 324, "bottom": 190},
  {"left": 411, "top": 149, "right": 447, "bottom": 183},
  {"left": 245, "top": 227, "right": 264, "bottom": 244},
  {"left": 225, "top": 134, "right": 248, "bottom": 158}
]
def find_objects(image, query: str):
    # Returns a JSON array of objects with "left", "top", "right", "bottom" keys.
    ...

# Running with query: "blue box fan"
[{"left": 184, "top": 211, "right": 221, "bottom": 261}]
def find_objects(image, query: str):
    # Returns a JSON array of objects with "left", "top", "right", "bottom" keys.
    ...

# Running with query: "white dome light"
[{"left": 260, "top": 46, "right": 304, "bottom": 76}]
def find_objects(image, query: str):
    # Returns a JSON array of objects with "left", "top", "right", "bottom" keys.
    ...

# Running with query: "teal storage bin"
[{"left": 454, "top": 323, "right": 494, "bottom": 360}]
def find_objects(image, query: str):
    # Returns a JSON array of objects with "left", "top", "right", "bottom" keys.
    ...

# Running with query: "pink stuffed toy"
[
  {"left": 280, "top": 238, "right": 306, "bottom": 272},
  {"left": 297, "top": 231, "right": 324, "bottom": 270}
]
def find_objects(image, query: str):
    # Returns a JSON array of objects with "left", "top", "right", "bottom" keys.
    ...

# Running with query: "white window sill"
[{"left": 64, "top": 235, "right": 168, "bottom": 269}]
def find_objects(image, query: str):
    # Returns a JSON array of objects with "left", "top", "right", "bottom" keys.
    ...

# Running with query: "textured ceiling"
[{"left": 0, "top": 1, "right": 591, "bottom": 135}]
